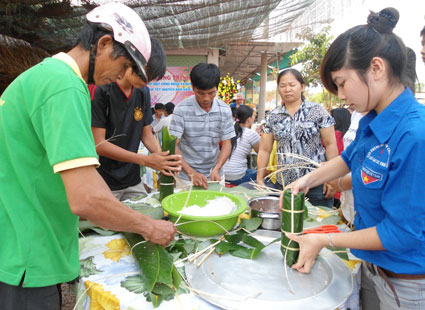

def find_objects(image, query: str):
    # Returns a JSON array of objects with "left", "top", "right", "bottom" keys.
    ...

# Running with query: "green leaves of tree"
[{"left": 290, "top": 26, "right": 333, "bottom": 88}]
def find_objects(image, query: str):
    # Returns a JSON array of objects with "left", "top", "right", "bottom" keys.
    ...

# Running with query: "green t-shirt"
[{"left": 0, "top": 57, "right": 97, "bottom": 287}]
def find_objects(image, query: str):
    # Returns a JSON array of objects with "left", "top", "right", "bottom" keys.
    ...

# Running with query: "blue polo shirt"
[
  {"left": 169, "top": 95, "right": 235, "bottom": 180},
  {"left": 342, "top": 88, "right": 425, "bottom": 274}
]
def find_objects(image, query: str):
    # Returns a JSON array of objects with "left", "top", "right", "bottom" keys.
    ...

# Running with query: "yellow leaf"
[
  {"left": 84, "top": 281, "right": 120, "bottom": 310},
  {"left": 103, "top": 239, "right": 130, "bottom": 262}
]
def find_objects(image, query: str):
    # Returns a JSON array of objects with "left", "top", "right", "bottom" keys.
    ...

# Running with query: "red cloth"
[
  {"left": 335, "top": 130, "right": 344, "bottom": 155},
  {"left": 333, "top": 130, "right": 345, "bottom": 200}
]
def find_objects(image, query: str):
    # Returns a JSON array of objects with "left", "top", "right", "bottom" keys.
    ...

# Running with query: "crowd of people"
[{"left": 0, "top": 3, "right": 425, "bottom": 310}]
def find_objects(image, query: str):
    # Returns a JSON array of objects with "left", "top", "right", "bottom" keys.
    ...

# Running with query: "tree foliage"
[
  {"left": 290, "top": 26, "right": 346, "bottom": 110},
  {"left": 290, "top": 26, "right": 333, "bottom": 88}
]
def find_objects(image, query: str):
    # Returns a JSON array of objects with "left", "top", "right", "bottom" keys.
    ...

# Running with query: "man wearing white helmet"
[{"left": 0, "top": 3, "right": 176, "bottom": 308}]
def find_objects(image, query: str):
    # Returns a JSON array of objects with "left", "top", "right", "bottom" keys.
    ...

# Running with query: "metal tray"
[{"left": 185, "top": 230, "right": 353, "bottom": 310}]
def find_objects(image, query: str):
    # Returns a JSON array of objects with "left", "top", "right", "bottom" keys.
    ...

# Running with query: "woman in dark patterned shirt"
[{"left": 257, "top": 68, "right": 338, "bottom": 208}]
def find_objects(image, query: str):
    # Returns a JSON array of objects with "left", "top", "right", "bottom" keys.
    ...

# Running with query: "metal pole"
[
  {"left": 258, "top": 52, "right": 268, "bottom": 122},
  {"left": 275, "top": 53, "right": 280, "bottom": 108}
]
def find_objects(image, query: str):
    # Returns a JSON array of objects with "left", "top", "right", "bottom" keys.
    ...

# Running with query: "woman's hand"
[
  {"left": 285, "top": 175, "right": 311, "bottom": 195},
  {"left": 285, "top": 233, "right": 328, "bottom": 273},
  {"left": 323, "top": 182, "right": 336, "bottom": 199}
]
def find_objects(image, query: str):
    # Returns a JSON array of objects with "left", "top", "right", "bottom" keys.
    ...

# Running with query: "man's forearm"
[
  {"left": 61, "top": 166, "right": 154, "bottom": 236},
  {"left": 96, "top": 140, "right": 147, "bottom": 166},
  {"left": 175, "top": 140, "right": 195, "bottom": 176}
]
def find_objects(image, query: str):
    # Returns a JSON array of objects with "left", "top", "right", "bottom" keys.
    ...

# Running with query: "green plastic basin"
[{"left": 162, "top": 190, "right": 247, "bottom": 237}]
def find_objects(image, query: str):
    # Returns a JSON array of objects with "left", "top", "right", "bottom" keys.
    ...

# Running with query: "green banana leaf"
[
  {"left": 160, "top": 126, "right": 176, "bottom": 201},
  {"left": 281, "top": 189, "right": 304, "bottom": 267},
  {"left": 240, "top": 217, "right": 263, "bottom": 232},
  {"left": 125, "top": 202, "right": 164, "bottom": 220}
]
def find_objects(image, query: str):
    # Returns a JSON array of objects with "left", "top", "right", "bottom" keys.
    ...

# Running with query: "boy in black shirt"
[{"left": 91, "top": 38, "right": 181, "bottom": 200}]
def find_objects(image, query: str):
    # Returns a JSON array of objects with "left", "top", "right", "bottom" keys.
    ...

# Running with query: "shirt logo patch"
[
  {"left": 361, "top": 166, "right": 383, "bottom": 185},
  {"left": 0, "top": 98, "right": 4, "bottom": 106},
  {"left": 134, "top": 107, "right": 143, "bottom": 121},
  {"left": 366, "top": 144, "right": 390, "bottom": 168}
]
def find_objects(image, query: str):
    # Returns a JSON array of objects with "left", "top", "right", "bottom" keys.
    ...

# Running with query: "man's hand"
[
  {"left": 142, "top": 151, "right": 182, "bottom": 176},
  {"left": 190, "top": 171, "right": 208, "bottom": 189},
  {"left": 209, "top": 167, "right": 221, "bottom": 182},
  {"left": 141, "top": 218, "right": 177, "bottom": 247}
]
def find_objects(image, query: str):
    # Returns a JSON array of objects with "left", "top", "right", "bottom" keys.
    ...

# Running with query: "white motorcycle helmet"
[{"left": 86, "top": 2, "right": 151, "bottom": 83}]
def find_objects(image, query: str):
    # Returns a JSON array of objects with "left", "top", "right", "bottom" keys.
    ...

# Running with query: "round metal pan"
[{"left": 185, "top": 230, "right": 353, "bottom": 310}]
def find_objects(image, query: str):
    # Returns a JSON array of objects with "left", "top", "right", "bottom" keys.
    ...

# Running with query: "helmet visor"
[{"left": 124, "top": 41, "right": 149, "bottom": 83}]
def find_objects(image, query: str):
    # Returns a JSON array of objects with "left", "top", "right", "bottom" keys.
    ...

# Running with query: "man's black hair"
[
  {"left": 190, "top": 63, "right": 221, "bottom": 90},
  {"left": 146, "top": 37, "right": 166, "bottom": 82},
  {"left": 164, "top": 102, "right": 175, "bottom": 115},
  {"left": 72, "top": 23, "right": 129, "bottom": 60},
  {"left": 154, "top": 103, "right": 164, "bottom": 110}
]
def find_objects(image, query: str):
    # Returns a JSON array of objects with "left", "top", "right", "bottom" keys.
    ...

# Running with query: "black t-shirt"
[{"left": 91, "top": 83, "right": 153, "bottom": 190}]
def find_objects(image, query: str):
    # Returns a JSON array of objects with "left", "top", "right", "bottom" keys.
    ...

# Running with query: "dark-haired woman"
[
  {"left": 223, "top": 105, "right": 260, "bottom": 185},
  {"left": 331, "top": 107, "right": 351, "bottom": 155},
  {"left": 257, "top": 68, "right": 338, "bottom": 208},
  {"left": 287, "top": 7, "right": 425, "bottom": 310}
]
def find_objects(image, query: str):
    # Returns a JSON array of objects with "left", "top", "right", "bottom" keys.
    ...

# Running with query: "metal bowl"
[{"left": 248, "top": 196, "right": 281, "bottom": 230}]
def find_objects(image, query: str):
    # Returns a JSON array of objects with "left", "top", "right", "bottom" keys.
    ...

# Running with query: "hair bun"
[{"left": 367, "top": 7, "right": 399, "bottom": 34}]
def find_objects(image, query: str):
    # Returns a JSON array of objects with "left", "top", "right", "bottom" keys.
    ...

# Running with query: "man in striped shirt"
[{"left": 169, "top": 63, "right": 235, "bottom": 189}]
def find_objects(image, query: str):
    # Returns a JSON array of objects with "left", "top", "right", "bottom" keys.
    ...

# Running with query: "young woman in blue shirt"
[{"left": 286, "top": 8, "right": 425, "bottom": 310}]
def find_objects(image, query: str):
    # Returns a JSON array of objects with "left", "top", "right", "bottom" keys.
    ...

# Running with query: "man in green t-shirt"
[{"left": 0, "top": 3, "right": 178, "bottom": 309}]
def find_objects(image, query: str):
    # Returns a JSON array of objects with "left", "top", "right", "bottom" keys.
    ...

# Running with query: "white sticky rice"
[{"left": 179, "top": 196, "right": 237, "bottom": 217}]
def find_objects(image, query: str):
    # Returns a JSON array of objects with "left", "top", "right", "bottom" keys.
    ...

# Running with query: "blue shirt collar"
[{"left": 361, "top": 88, "right": 414, "bottom": 143}]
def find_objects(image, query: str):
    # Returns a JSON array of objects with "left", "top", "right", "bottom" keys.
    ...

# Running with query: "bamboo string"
[
  {"left": 307, "top": 209, "right": 339, "bottom": 216},
  {"left": 95, "top": 131, "right": 126, "bottom": 148},
  {"left": 154, "top": 132, "right": 162, "bottom": 151},
  {"left": 283, "top": 239, "right": 296, "bottom": 295},
  {"left": 174, "top": 175, "right": 194, "bottom": 226},
  {"left": 280, "top": 243, "right": 300, "bottom": 251},
  {"left": 175, "top": 220, "right": 229, "bottom": 234},
  {"left": 281, "top": 209, "right": 304, "bottom": 214},
  {"left": 181, "top": 283, "right": 263, "bottom": 302},
  {"left": 184, "top": 237, "right": 224, "bottom": 264},
  {"left": 291, "top": 193, "right": 294, "bottom": 233},
  {"left": 278, "top": 152, "right": 321, "bottom": 168},
  {"left": 78, "top": 229, "right": 86, "bottom": 239},
  {"left": 196, "top": 247, "right": 215, "bottom": 267},
  {"left": 130, "top": 240, "right": 148, "bottom": 256},
  {"left": 321, "top": 250, "right": 350, "bottom": 256}
]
